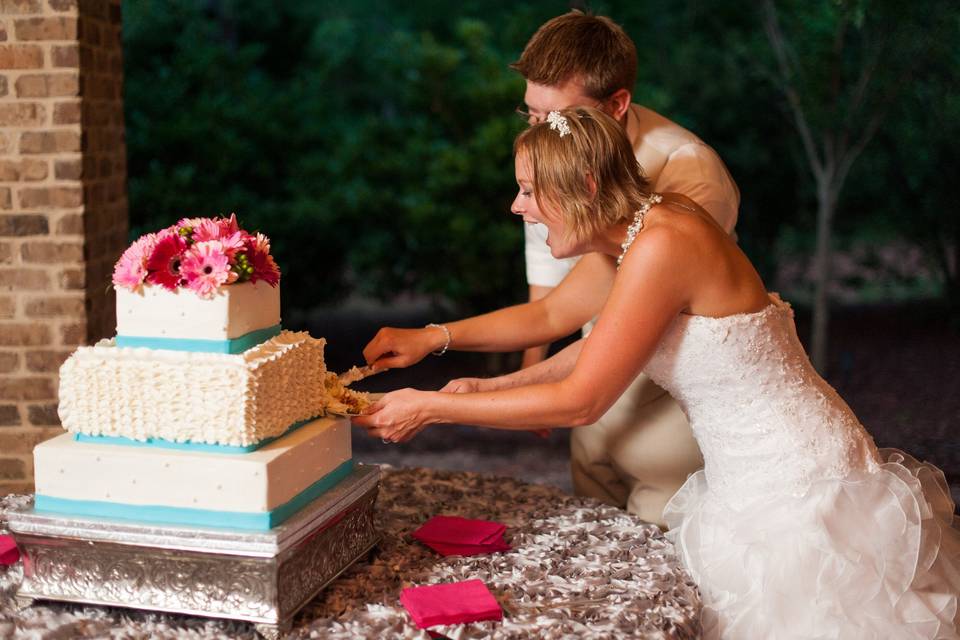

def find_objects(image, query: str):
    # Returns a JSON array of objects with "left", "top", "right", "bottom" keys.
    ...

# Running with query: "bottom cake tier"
[{"left": 33, "top": 416, "right": 352, "bottom": 530}]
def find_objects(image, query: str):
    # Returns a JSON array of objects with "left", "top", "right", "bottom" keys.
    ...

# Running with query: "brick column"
[{"left": 0, "top": 0, "right": 128, "bottom": 493}]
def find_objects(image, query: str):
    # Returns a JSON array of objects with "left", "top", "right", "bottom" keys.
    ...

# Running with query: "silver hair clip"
[{"left": 546, "top": 111, "right": 571, "bottom": 137}]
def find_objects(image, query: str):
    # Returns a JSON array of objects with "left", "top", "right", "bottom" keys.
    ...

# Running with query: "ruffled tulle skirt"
[{"left": 664, "top": 449, "right": 960, "bottom": 639}]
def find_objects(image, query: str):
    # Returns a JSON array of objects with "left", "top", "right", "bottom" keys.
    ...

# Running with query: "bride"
[{"left": 352, "top": 107, "right": 959, "bottom": 638}]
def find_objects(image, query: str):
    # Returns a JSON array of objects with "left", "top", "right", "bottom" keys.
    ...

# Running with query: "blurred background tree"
[
  {"left": 122, "top": 0, "right": 959, "bottom": 363},
  {"left": 756, "top": 0, "right": 954, "bottom": 370}
]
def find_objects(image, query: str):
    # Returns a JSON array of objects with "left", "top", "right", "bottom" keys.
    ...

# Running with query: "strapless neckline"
[{"left": 676, "top": 292, "right": 789, "bottom": 324}]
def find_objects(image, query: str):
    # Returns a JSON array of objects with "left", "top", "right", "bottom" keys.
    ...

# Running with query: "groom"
[
  {"left": 366, "top": 11, "right": 741, "bottom": 528},
  {"left": 506, "top": 12, "right": 741, "bottom": 527},
  {"left": 511, "top": 11, "right": 740, "bottom": 526}
]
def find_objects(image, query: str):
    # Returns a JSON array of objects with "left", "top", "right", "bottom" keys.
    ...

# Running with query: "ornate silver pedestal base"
[{"left": 4, "top": 464, "right": 380, "bottom": 639}]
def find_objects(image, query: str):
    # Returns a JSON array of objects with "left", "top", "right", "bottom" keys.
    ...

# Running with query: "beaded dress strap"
[{"left": 617, "top": 193, "right": 663, "bottom": 269}]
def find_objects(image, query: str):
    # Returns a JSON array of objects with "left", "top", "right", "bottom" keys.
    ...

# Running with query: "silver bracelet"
[{"left": 426, "top": 323, "right": 451, "bottom": 356}]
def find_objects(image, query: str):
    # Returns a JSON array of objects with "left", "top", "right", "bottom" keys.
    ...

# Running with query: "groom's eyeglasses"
[{"left": 515, "top": 106, "right": 542, "bottom": 125}]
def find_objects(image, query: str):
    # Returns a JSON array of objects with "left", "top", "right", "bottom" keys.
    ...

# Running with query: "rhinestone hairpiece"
[{"left": 546, "top": 111, "right": 571, "bottom": 137}]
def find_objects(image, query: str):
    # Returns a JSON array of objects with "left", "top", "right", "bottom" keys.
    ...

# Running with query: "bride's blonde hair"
[{"left": 514, "top": 106, "right": 650, "bottom": 241}]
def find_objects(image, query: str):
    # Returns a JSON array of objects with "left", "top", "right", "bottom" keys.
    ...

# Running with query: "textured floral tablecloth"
[{"left": 0, "top": 466, "right": 701, "bottom": 639}]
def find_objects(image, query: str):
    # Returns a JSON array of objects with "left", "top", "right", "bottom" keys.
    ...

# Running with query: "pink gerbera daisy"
[
  {"left": 145, "top": 230, "right": 187, "bottom": 290},
  {"left": 112, "top": 232, "right": 158, "bottom": 292},
  {"left": 192, "top": 217, "right": 223, "bottom": 242},
  {"left": 180, "top": 240, "right": 234, "bottom": 298},
  {"left": 217, "top": 213, "right": 240, "bottom": 237},
  {"left": 176, "top": 217, "right": 204, "bottom": 230},
  {"left": 219, "top": 230, "right": 246, "bottom": 259},
  {"left": 246, "top": 232, "right": 281, "bottom": 286},
  {"left": 193, "top": 215, "right": 246, "bottom": 258}
]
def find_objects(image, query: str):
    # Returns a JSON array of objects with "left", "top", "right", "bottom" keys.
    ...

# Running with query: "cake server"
[{"left": 338, "top": 364, "right": 385, "bottom": 385}]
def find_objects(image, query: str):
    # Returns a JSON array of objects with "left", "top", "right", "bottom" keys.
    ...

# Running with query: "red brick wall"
[{"left": 0, "top": 0, "right": 128, "bottom": 493}]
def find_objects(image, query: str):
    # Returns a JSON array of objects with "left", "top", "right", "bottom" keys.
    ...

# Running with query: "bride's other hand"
[
  {"left": 351, "top": 388, "right": 432, "bottom": 442},
  {"left": 362, "top": 325, "right": 447, "bottom": 369}
]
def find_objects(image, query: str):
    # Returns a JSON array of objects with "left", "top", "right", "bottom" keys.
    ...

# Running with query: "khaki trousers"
[{"left": 570, "top": 372, "right": 703, "bottom": 529}]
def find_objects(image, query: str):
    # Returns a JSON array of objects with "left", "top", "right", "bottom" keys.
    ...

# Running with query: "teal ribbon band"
[
  {"left": 115, "top": 323, "right": 282, "bottom": 354},
  {"left": 34, "top": 459, "right": 355, "bottom": 531},
  {"left": 73, "top": 418, "right": 317, "bottom": 454}
]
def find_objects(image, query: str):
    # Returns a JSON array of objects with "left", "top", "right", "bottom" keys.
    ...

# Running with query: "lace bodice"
[{"left": 645, "top": 293, "right": 881, "bottom": 509}]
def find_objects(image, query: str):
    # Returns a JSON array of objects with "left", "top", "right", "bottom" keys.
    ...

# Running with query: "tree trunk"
[{"left": 810, "top": 182, "right": 836, "bottom": 373}]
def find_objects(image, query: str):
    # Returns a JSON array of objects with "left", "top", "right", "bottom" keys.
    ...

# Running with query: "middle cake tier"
[{"left": 58, "top": 330, "right": 329, "bottom": 448}]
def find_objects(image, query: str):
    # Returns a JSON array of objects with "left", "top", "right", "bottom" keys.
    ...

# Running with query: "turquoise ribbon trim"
[
  {"left": 34, "top": 459, "right": 354, "bottom": 531},
  {"left": 115, "top": 323, "right": 282, "bottom": 354},
  {"left": 73, "top": 418, "right": 316, "bottom": 454}
]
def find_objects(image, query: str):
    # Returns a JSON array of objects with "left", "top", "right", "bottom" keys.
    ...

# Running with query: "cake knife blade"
[{"left": 338, "top": 364, "right": 385, "bottom": 385}]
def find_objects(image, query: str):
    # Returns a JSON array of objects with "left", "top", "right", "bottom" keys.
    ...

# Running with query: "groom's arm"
[
  {"left": 519, "top": 284, "right": 552, "bottom": 368},
  {"left": 521, "top": 223, "right": 579, "bottom": 367},
  {"left": 444, "top": 338, "right": 584, "bottom": 393}
]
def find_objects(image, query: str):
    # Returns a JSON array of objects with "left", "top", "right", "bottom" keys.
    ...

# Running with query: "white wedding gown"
[{"left": 645, "top": 293, "right": 960, "bottom": 639}]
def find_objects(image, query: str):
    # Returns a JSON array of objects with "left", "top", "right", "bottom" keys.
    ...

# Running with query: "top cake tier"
[
  {"left": 115, "top": 281, "right": 281, "bottom": 354},
  {"left": 111, "top": 215, "right": 282, "bottom": 354}
]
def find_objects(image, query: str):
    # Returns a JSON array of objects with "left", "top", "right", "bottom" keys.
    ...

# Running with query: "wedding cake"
[{"left": 32, "top": 215, "right": 365, "bottom": 530}]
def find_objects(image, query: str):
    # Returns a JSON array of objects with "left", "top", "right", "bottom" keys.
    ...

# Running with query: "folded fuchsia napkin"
[
  {"left": 0, "top": 535, "right": 19, "bottom": 565},
  {"left": 400, "top": 579, "right": 503, "bottom": 629},
  {"left": 412, "top": 515, "right": 511, "bottom": 556},
  {"left": 413, "top": 515, "right": 505, "bottom": 545}
]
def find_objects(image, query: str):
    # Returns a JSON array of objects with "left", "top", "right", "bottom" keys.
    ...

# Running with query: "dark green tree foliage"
[
  {"left": 124, "top": 0, "right": 554, "bottom": 314},
  {"left": 123, "top": 1, "right": 958, "bottom": 322},
  {"left": 880, "top": 21, "right": 960, "bottom": 311}
]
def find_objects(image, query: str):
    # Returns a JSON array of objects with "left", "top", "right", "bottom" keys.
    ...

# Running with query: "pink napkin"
[
  {"left": 400, "top": 579, "right": 503, "bottom": 629},
  {"left": 412, "top": 515, "right": 511, "bottom": 556},
  {"left": 0, "top": 535, "right": 19, "bottom": 565}
]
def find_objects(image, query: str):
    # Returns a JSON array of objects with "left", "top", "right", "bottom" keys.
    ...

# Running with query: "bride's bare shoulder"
[
  {"left": 645, "top": 196, "right": 725, "bottom": 243},
  {"left": 621, "top": 221, "right": 692, "bottom": 275}
]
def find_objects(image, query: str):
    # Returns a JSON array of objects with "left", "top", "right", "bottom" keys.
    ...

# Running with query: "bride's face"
[{"left": 511, "top": 153, "right": 580, "bottom": 258}]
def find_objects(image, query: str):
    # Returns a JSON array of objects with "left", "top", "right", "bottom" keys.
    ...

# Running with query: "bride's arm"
[
  {"left": 362, "top": 253, "right": 614, "bottom": 369},
  {"left": 354, "top": 228, "right": 689, "bottom": 436}
]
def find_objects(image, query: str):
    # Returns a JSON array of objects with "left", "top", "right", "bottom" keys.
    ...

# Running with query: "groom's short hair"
[{"left": 511, "top": 11, "right": 637, "bottom": 100}]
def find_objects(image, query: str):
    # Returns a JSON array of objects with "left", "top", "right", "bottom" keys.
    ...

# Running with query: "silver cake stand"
[{"left": 3, "top": 463, "right": 381, "bottom": 639}]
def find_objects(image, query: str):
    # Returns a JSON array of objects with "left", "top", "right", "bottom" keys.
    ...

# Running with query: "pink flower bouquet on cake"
[{"left": 112, "top": 214, "right": 280, "bottom": 298}]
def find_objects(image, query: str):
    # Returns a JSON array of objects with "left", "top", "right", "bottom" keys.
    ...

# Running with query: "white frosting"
[
  {"left": 115, "top": 281, "right": 281, "bottom": 340},
  {"left": 57, "top": 331, "right": 330, "bottom": 446},
  {"left": 33, "top": 417, "right": 351, "bottom": 512}
]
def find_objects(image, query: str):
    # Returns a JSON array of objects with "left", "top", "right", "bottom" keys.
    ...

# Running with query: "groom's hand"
[
  {"left": 363, "top": 327, "right": 440, "bottom": 369},
  {"left": 439, "top": 377, "right": 487, "bottom": 393}
]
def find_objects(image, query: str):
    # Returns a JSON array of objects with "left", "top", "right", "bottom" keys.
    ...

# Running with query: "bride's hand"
[
  {"left": 362, "top": 326, "right": 447, "bottom": 369},
  {"left": 351, "top": 388, "right": 433, "bottom": 443}
]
